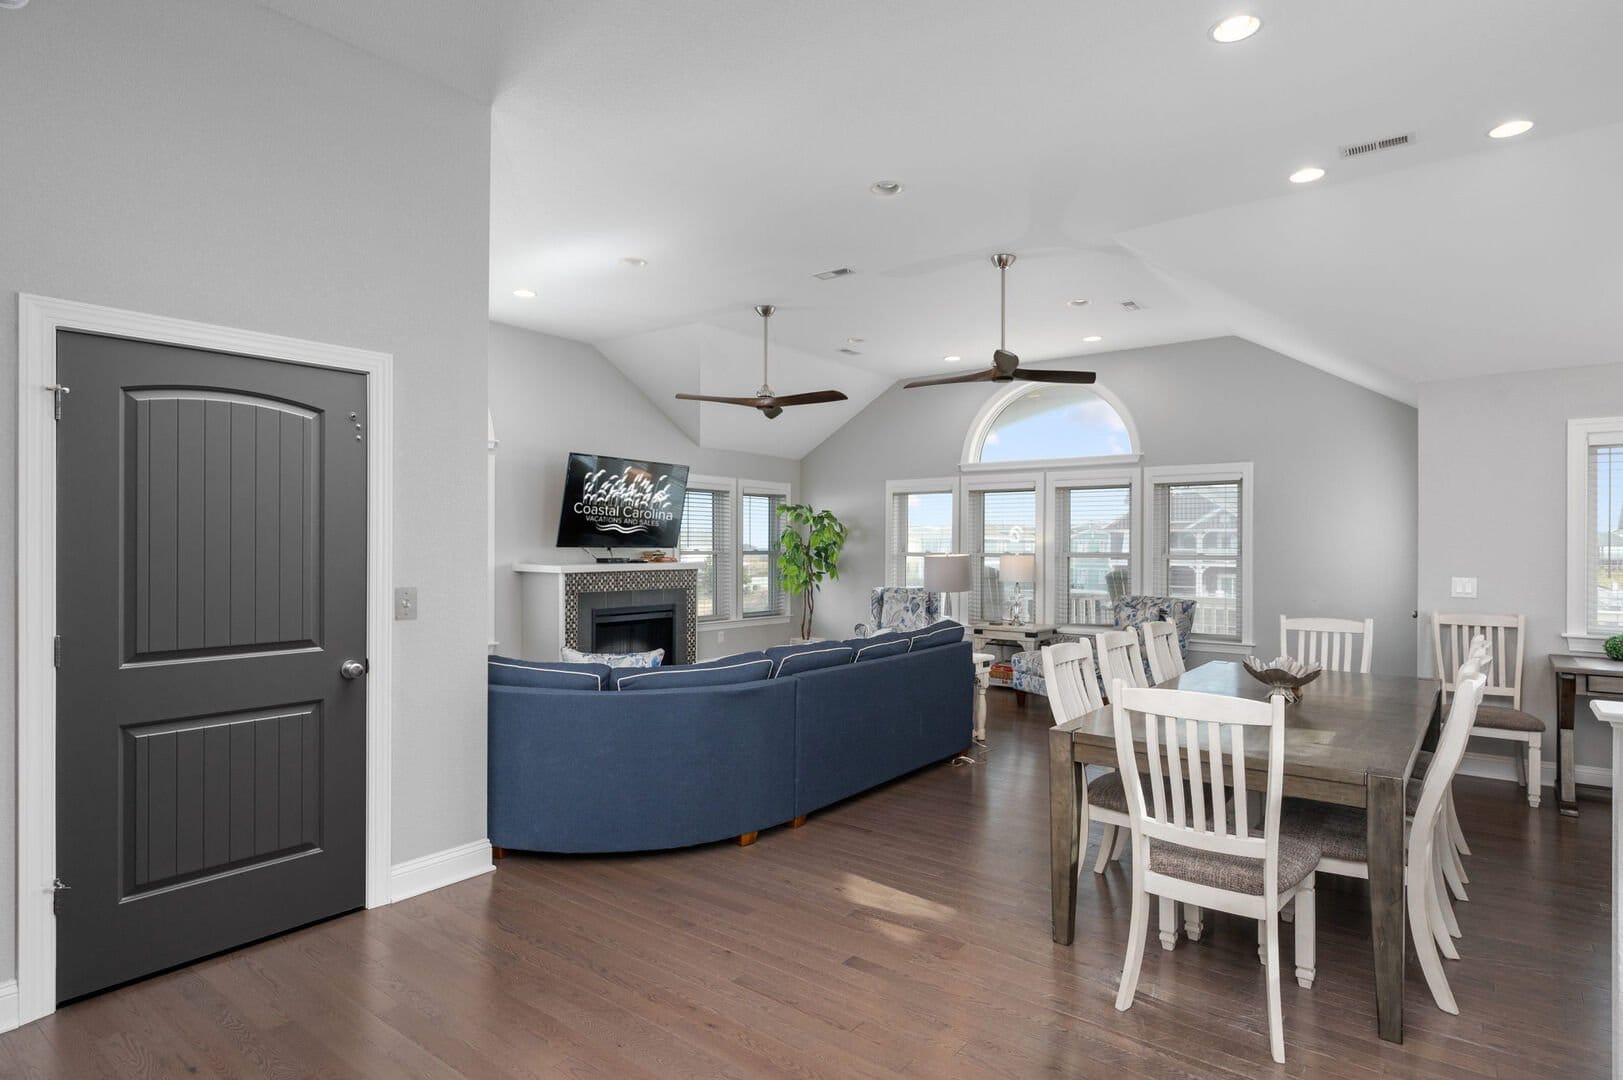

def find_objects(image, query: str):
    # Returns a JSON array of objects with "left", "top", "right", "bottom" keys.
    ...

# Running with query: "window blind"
[
  {"left": 966, "top": 487, "right": 1036, "bottom": 623},
  {"left": 1053, "top": 484, "right": 1131, "bottom": 625},
  {"left": 888, "top": 490, "right": 953, "bottom": 587},
  {"left": 1150, "top": 480, "right": 1242, "bottom": 641},
  {"left": 1587, "top": 441, "right": 1623, "bottom": 634},
  {"left": 680, "top": 487, "right": 732, "bottom": 620},
  {"left": 740, "top": 491, "right": 786, "bottom": 617}
]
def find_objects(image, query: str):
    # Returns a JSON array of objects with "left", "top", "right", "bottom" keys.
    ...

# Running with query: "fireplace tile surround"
[{"left": 514, "top": 561, "right": 703, "bottom": 664}]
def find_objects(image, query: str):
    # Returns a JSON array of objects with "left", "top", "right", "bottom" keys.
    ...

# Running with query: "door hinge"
[
  {"left": 53, "top": 635, "right": 63, "bottom": 668},
  {"left": 51, "top": 878, "right": 70, "bottom": 916},
  {"left": 46, "top": 384, "right": 70, "bottom": 421}
]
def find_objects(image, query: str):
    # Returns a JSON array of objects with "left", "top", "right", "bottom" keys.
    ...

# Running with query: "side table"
[
  {"left": 972, "top": 651, "right": 995, "bottom": 744},
  {"left": 1551, "top": 652, "right": 1623, "bottom": 816}
]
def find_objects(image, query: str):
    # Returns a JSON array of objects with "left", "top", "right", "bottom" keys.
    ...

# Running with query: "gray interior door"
[{"left": 55, "top": 330, "right": 368, "bottom": 1001}]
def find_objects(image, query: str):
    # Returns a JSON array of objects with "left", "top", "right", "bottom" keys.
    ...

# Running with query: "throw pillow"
[
  {"left": 612, "top": 653, "right": 773, "bottom": 691},
  {"left": 561, "top": 646, "right": 663, "bottom": 669},
  {"left": 764, "top": 641, "right": 854, "bottom": 677},
  {"left": 908, "top": 620, "right": 965, "bottom": 651},
  {"left": 848, "top": 632, "right": 911, "bottom": 662},
  {"left": 488, "top": 655, "right": 612, "bottom": 691}
]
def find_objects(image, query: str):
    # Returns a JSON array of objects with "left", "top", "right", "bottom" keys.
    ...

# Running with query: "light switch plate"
[
  {"left": 1450, "top": 577, "right": 1478, "bottom": 599},
  {"left": 394, "top": 586, "right": 418, "bottom": 620}
]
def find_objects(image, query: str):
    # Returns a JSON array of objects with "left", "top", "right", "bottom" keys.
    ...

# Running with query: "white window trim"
[
  {"left": 1565, "top": 417, "right": 1623, "bottom": 650},
  {"left": 961, "top": 471, "right": 1045, "bottom": 623},
  {"left": 738, "top": 478, "right": 792, "bottom": 623},
  {"left": 960, "top": 381, "right": 1142, "bottom": 470},
  {"left": 884, "top": 477, "right": 960, "bottom": 587},
  {"left": 1044, "top": 466, "right": 1142, "bottom": 629},
  {"left": 1143, "top": 461, "right": 1255, "bottom": 649}
]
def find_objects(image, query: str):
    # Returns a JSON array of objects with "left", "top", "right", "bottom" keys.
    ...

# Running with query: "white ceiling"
[{"left": 260, "top": 0, "right": 1623, "bottom": 455}]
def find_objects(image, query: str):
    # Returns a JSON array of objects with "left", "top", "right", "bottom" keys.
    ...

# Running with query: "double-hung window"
[
  {"left": 963, "top": 478, "right": 1040, "bottom": 624},
  {"left": 1049, "top": 476, "right": 1135, "bottom": 626},
  {"left": 739, "top": 482, "right": 788, "bottom": 618},
  {"left": 1145, "top": 464, "right": 1251, "bottom": 644},
  {"left": 1567, "top": 419, "right": 1623, "bottom": 645},
  {"left": 885, "top": 481, "right": 956, "bottom": 587},
  {"left": 679, "top": 481, "right": 732, "bottom": 622}
]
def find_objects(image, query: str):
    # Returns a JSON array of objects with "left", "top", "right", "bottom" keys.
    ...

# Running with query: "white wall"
[
  {"left": 489, "top": 322, "right": 801, "bottom": 660},
  {"left": 1418, "top": 363, "right": 1623, "bottom": 775},
  {"left": 801, "top": 337, "right": 1420, "bottom": 671},
  {"left": 0, "top": 0, "right": 491, "bottom": 981}
]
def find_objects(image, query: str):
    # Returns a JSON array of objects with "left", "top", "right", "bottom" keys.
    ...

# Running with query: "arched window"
[{"left": 963, "top": 383, "right": 1138, "bottom": 466}]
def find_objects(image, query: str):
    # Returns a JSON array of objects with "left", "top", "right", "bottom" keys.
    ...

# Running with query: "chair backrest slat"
[
  {"left": 1041, "top": 640, "right": 1106, "bottom": 725},
  {"left": 1142, "top": 620, "right": 1184, "bottom": 684},
  {"left": 1432, "top": 612, "right": 1523, "bottom": 707},
  {"left": 1280, "top": 615, "right": 1375, "bottom": 674},
  {"left": 1096, "top": 629, "right": 1148, "bottom": 692},
  {"left": 1112, "top": 682, "right": 1286, "bottom": 899}
]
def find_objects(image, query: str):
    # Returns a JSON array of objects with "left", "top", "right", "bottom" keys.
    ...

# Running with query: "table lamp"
[
  {"left": 923, "top": 553, "right": 973, "bottom": 622},
  {"left": 998, "top": 553, "right": 1037, "bottom": 625}
]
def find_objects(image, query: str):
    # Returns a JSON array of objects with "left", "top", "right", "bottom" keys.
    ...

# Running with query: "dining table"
[{"left": 1048, "top": 660, "right": 1441, "bottom": 1044}]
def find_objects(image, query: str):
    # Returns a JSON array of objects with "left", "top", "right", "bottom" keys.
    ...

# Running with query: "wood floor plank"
[{"left": 0, "top": 692, "right": 1609, "bottom": 1077}]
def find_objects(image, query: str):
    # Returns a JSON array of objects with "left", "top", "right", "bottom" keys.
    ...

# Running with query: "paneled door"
[{"left": 55, "top": 330, "right": 368, "bottom": 1001}]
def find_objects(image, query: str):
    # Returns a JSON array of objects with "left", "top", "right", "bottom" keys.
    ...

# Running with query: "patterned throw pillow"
[{"left": 560, "top": 646, "right": 664, "bottom": 669}]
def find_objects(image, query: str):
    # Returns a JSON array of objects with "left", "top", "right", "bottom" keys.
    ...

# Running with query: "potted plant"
[{"left": 775, "top": 503, "right": 850, "bottom": 641}]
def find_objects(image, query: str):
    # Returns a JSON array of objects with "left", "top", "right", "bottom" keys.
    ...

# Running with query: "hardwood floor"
[{"left": 1, "top": 692, "right": 1610, "bottom": 1078}]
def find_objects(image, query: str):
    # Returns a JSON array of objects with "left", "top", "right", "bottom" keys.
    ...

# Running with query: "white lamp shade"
[
  {"left": 999, "top": 553, "right": 1037, "bottom": 583},
  {"left": 922, "top": 553, "right": 973, "bottom": 593}
]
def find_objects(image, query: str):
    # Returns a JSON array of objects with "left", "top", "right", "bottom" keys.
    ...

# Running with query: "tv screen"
[{"left": 556, "top": 452, "right": 690, "bottom": 549}]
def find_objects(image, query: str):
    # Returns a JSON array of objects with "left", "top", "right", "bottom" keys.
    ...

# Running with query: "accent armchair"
[{"left": 853, "top": 586, "right": 946, "bottom": 637}]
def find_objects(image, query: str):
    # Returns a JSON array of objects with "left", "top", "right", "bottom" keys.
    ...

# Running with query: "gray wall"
[
  {"left": 1418, "top": 363, "right": 1623, "bottom": 775},
  {"left": 0, "top": 0, "right": 491, "bottom": 981},
  {"left": 801, "top": 337, "right": 1420, "bottom": 673},
  {"left": 489, "top": 322, "right": 801, "bottom": 660}
]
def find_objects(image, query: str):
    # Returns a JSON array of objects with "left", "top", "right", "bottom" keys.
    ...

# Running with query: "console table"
[
  {"left": 1552, "top": 653, "right": 1623, "bottom": 817},
  {"left": 969, "top": 623, "right": 1061, "bottom": 691}
]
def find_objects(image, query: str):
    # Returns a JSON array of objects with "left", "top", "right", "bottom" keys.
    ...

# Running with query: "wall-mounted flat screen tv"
[{"left": 556, "top": 452, "right": 690, "bottom": 549}]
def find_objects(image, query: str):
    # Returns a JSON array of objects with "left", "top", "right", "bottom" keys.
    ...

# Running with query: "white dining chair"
[
  {"left": 1042, "top": 641, "right": 1132, "bottom": 876},
  {"left": 1279, "top": 615, "right": 1375, "bottom": 674},
  {"left": 1095, "top": 628, "right": 1149, "bottom": 692},
  {"left": 1282, "top": 663, "right": 1488, "bottom": 1016},
  {"left": 1433, "top": 613, "right": 1543, "bottom": 808},
  {"left": 1141, "top": 620, "right": 1184, "bottom": 684},
  {"left": 1111, "top": 681, "right": 1318, "bottom": 1064}
]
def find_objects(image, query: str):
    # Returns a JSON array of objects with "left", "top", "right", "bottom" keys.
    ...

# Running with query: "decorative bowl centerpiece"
[{"left": 1242, "top": 655, "right": 1322, "bottom": 704}]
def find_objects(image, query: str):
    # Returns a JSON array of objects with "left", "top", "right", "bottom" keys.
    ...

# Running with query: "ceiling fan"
[
  {"left": 675, "top": 305, "right": 848, "bottom": 419},
  {"left": 904, "top": 254, "right": 1097, "bottom": 389}
]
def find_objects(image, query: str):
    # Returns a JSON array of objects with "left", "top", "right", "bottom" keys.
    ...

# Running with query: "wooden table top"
[
  {"left": 1550, "top": 652, "right": 1623, "bottom": 677},
  {"left": 1052, "top": 660, "right": 1441, "bottom": 792}
]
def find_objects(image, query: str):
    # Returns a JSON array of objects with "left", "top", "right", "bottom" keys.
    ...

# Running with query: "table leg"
[
  {"left": 1558, "top": 674, "right": 1579, "bottom": 817},
  {"left": 1367, "top": 771, "right": 1406, "bottom": 1043},
  {"left": 1050, "top": 730, "right": 1083, "bottom": 945},
  {"left": 974, "top": 669, "right": 989, "bottom": 744}
]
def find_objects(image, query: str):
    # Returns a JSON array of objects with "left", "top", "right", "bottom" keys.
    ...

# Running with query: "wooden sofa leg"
[
  {"left": 491, "top": 846, "right": 507, "bottom": 860},
  {"left": 791, "top": 815, "right": 808, "bottom": 828},
  {"left": 738, "top": 831, "right": 759, "bottom": 847}
]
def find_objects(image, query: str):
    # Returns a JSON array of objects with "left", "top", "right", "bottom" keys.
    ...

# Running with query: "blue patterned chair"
[
  {"left": 1008, "top": 596, "right": 1197, "bottom": 698},
  {"left": 853, "top": 587, "right": 946, "bottom": 637}
]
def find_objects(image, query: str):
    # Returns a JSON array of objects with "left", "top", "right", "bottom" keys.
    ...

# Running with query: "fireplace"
[
  {"left": 588, "top": 603, "right": 677, "bottom": 660},
  {"left": 574, "top": 584, "right": 692, "bottom": 664}
]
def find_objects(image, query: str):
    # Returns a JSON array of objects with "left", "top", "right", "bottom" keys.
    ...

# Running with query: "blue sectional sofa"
[{"left": 488, "top": 635, "right": 973, "bottom": 854}]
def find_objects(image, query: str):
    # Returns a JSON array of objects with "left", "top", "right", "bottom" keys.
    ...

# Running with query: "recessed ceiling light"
[
  {"left": 1209, "top": 14, "right": 1261, "bottom": 43},
  {"left": 1067, "top": 298, "right": 1090, "bottom": 308},
  {"left": 1289, "top": 166, "right": 1326, "bottom": 184},
  {"left": 619, "top": 256, "right": 647, "bottom": 268},
  {"left": 1082, "top": 336, "right": 1103, "bottom": 344},
  {"left": 512, "top": 288, "right": 536, "bottom": 299},
  {"left": 845, "top": 336, "right": 865, "bottom": 345},
  {"left": 1487, "top": 119, "right": 1534, "bottom": 139},
  {"left": 943, "top": 355, "right": 962, "bottom": 363},
  {"left": 869, "top": 180, "right": 904, "bottom": 197}
]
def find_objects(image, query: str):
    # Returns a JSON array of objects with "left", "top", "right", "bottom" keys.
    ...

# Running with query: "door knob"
[{"left": 340, "top": 659, "right": 368, "bottom": 680}]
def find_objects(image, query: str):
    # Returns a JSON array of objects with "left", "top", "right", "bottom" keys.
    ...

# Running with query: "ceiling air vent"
[
  {"left": 813, "top": 267, "right": 855, "bottom": 280},
  {"left": 1119, "top": 299, "right": 1143, "bottom": 312},
  {"left": 1340, "top": 133, "right": 1413, "bottom": 159}
]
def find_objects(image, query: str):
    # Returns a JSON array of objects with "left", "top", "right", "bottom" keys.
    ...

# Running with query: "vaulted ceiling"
[{"left": 260, "top": 0, "right": 1623, "bottom": 456}]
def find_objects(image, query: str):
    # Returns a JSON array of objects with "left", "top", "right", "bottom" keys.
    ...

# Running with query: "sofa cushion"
[
  {"left": 612, "top": 653, "right": 773, "bottom": 691},
  {"left": 488, "top": 655, "right": 612, "bottom": 691},
  {"left": 562, "top": 645, "right": 663, "bottom": 669},
  {"left": 909, "top": 620, "right": 965, "bottom": 651},
  {"left": 849, "top": 632, "right": 911, "bottom": 662},
  {"left": 765, "top": 641, "right": 854, "bottom": 677}
]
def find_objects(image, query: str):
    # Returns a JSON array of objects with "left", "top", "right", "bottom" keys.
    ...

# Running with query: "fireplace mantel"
[{"left": 514, "top": 561, "right": 702, "bottom": 662}]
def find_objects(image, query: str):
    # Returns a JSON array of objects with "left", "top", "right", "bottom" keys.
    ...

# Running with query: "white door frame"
[{"left": 15, "top": 294, "right": 395, "bottom": 1026}]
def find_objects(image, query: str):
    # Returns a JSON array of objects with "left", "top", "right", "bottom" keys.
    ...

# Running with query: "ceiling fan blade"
[
  {"left": 1011, "top": 369, "right": 1098, "bottom": 384},
  {"left": 674, "top": 393, "right": 767, "bottom": 407},
  {"left": 767, "top": 390, "right": 849, "bottom": 406},
  {"left": 904, "top": 368, "right": 1000, "bottom": 389}
]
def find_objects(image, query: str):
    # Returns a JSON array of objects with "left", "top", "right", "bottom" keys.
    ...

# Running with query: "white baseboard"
[
  {"left": 1456, "top": 751, "right": 1612, "bottom": 790},
  {"left": 389, "top": 839, "right": 494, "bottom": 903},
  {"left": 0, "top": 979, "right": 18, "bottom": 1034}
]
